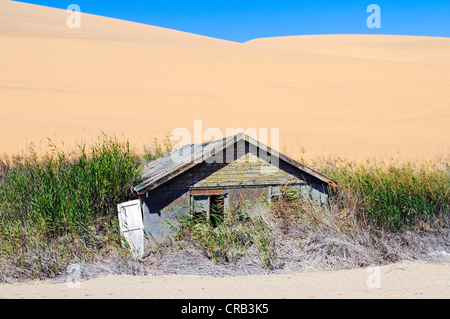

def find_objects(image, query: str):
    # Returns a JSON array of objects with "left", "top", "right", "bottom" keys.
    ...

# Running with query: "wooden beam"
[{"left": 190, "top": 189, "right": 227, "bottom": 196}]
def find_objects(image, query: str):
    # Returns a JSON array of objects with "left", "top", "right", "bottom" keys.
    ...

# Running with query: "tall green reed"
[
  {"left": 0, "top": 134, "right": 146, "bottom": 271},
  {"left": 316, "top": 158, "right": 450, "bottom": 231},
  {"left": 0, "top": 135, "right": 139, "bottom": 239}
]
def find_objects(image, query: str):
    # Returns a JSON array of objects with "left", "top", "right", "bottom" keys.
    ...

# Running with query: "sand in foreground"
[{"left": 1, "top": 262, "right": 448, "bottom": 299}]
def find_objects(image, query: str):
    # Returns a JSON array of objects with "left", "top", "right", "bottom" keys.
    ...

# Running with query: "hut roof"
[{"left": 133, "top": 132, "right": 336, "bottom": 195}]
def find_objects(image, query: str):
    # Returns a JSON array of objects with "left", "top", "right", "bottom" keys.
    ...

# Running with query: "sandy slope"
[
  {"left": 1, "top": 0, "right": 450, "bottom": 161},
  {"left": 0, "top": 262, "right": 448, "bottom": 299}
]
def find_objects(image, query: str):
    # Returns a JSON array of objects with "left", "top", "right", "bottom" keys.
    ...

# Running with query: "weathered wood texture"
[
  {"left": 140, "top": 141, "right": 329, "bottom": 240},
  {"left": 134, "top": 133, "right": 336, "bottom": 194},
  {"left": 151, "top": 141, "right": 321, "bottom": 190},
  {"left": 117, "top": 200, "right": 144, "bottom": 258}
]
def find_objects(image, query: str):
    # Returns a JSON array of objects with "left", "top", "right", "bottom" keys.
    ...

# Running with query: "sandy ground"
[
  {"left": 1, "top": 0, "right": 450, "bottom": 161},
  {"left": 0, "top": 262, "right": 448, "bottom": 299}
]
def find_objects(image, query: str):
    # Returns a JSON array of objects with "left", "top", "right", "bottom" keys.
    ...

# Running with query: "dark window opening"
[
  {"left": 192, "top": 194, "right": 225, "bottom": 227},
  {"left": 193, "top": 211, "right": 208, "bottom": 223},
  {"left": 209, "top": 195, "right": 225, "bottom": 227}
]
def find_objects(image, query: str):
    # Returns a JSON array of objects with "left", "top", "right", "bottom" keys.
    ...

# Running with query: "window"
[
  {"left": 191, "top": 190, "right": 227, "bottom": 227},
  {"left": 192, "top": 195, "right": 209, "bottom": 223},
  {"left": 209, "top": 195, "right": 225, "bottom": 227}
]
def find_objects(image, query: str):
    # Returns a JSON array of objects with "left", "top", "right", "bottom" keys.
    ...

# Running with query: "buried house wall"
[{"left": 140, "top": 141, "right": 329, "bottom": 242}]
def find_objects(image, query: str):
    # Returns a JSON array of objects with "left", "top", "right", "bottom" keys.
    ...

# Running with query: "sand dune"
[
  {"left": 1, "top": 0, "right": 449, "bottom": 161},
  {"left": 246, "top": 34, "right": 450, "bottom": 65},
  {"left": 1, "top": 262, "right": 448, "bottom": 299}
]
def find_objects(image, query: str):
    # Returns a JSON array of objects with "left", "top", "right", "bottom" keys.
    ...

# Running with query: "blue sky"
[{"left": 15, "top": 0, "right": 450, "bottom": 42}]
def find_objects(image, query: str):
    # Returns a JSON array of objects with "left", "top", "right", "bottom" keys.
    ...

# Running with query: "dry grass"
[
  {"left": 0, "top": 136, "right": 448, "bottom": 281},
  {"left": 268, "top": 192, "right": 449, "bottom": 273},
  {"left": 143, "top": 186, "right": 449, "bottom": 276}
]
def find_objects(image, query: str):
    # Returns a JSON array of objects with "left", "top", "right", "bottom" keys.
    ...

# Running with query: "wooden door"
[{"left": 117, "top": 199, "right": 144, "bottom": 258}]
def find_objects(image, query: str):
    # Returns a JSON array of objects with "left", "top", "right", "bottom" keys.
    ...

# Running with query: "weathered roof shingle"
[{"left": 134, "top": 133, "right": 336, "bottom": 194}]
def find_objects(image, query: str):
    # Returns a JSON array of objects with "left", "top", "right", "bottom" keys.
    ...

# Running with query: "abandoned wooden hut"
[{"left": 133, "top": 132, "right": 336, "bottom": 240}]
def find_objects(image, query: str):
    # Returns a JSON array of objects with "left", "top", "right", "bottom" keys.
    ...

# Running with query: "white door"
[{"left": 117, "top": 199, "right": 144, "bottom": 258}]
